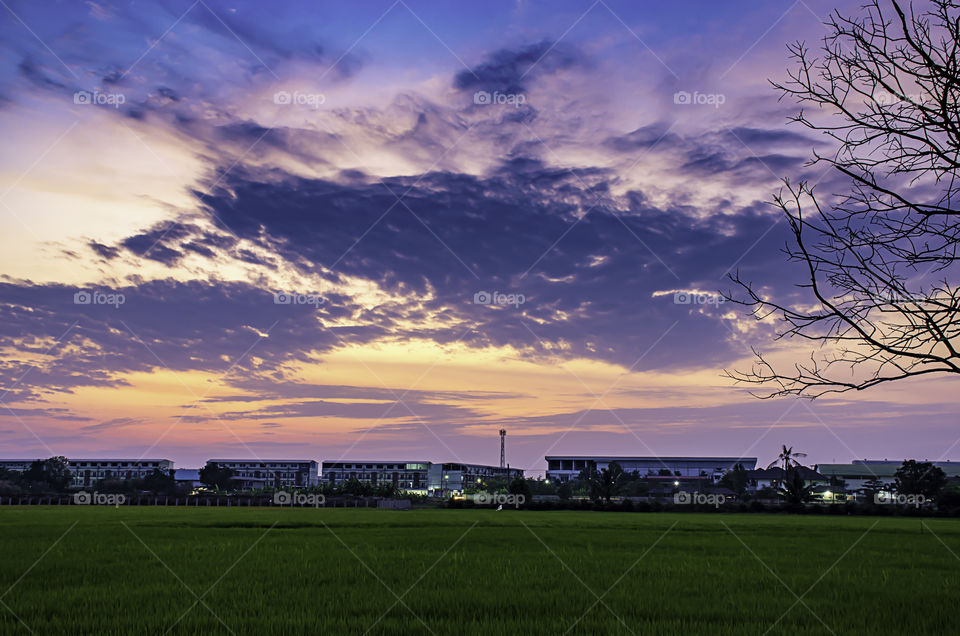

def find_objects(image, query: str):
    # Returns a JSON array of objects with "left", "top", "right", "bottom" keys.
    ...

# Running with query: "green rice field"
[{"left": 0, "top": 507, "right": 957, "bottom": 634}]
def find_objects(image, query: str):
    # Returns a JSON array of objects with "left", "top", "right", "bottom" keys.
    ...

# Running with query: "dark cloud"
[
  {"left": 725, "top": 127, "right": 817, "bottom": 147},
  {"left": 154, "top": 86, "right": 180, "bottom": 103},
  {"left": 81, "top": 417, "right": 144, "bottom": 432},
  {"left": 235, "top": 248, "right": 275, "bottom": 267},
  {"left": 214, "top": 398, "right": 487, "bottom": 423},
  {"left": 182, "top": 241, "right": 216, "bottom": 259},
  {"left": 85, "top": 160, "right": 795, "bottom": 375},
  {"left": 0, "top": 278, "right": 387, "bottom": 402},
  {"left": 182, "top": 5, "right": 364, "bottom": 80},
  {"left": 204, "top": 379, "right": 525, "bottom": 404},
  {"left": 89, "top": 241, "right": 121, "bottom": 260},
  {"left": 120, "top": 223, "right": 196, "bottom": 264},
  {"left": 0, "top": 406, "right": 91, "bottom": 422},
  {"left": 454, "top": 41, "right": 585, "bottom": 94},
  {"left": 682, "top": 148, "right": 804, "bottom": 178},
  {"left": 17, "top": 58, "right": 68, "bottom": 91},
  {"left": 604, "top": 122, "right": 682, "bottom": 153}
]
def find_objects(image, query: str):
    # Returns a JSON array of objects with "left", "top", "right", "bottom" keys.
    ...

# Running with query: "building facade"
[
  {"left": 322, "top": 460, "right": 523, "bottom": 495},
  {"left": 322, "top": 461, "right": 432, "bottom": 492},
  {"left": 428, "top": 463, "right": 523, "bottom": 496},
  {"left": 173, "top": 468, "right": 203, "bottom": 490},
  {"left": 815, "top": 459, "right": 960, "bottom": 492},
  {"left": 0, "top": 459, "right": 36, "bottom": 474},
  {"left": 207, "top": 459, "right": 319, "bottom": 489},
  {"left": 545, "top": 455, "right": 757, "bottom": 481},
  {"left": 744, "top": 466, "right": 825, "bottom": 491},
  {"left": 545, "top": 456, "right": 757, "bottom": 483},
  {"left": 68, "top": 459, "right": 174, "bottom": 488}
]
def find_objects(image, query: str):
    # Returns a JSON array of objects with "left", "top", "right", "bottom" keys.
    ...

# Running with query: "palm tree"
[
  {"left": 779, "top": 467, "right": 813, "bottom": 505},
  {"left": 767, "top": 445, "right": 807, "bottom": 473}
]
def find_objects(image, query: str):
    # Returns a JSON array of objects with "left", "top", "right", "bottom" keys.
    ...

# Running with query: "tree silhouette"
[
  {"left": 589, "top": 462, "right": 627, "bottom": 504},
  {"left": 895, "top": 459, "right": 947, "bottom": 498},
  {"left": 198, "top": 462, "right": 234, "bottom": 491},
  {"left": 767, "top": 445, "right": 808, "bottom": 473},
  {"left": 779, "top": 467, "right": 814, "bottom": 505},
  {"left": 729, "top": 0, "right": 960, "bottom": 397},
  {"left": 23, "top": 456, "right": 72, "bottom": 492}
]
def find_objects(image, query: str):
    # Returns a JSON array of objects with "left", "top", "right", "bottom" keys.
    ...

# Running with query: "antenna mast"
[{"left": 499, "top": 429, "right": 506, "bottom": 470}]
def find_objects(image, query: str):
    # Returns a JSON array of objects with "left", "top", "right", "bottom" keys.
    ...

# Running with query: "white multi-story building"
[
  {"left": 69, "top": 459, "right": 174, "bottom": 488},
  {"left": 322, "top": 461, "right": 432, "bottom": 492},
  {"left": 207, "top": 459, "right": 319, "bottom": 489}
]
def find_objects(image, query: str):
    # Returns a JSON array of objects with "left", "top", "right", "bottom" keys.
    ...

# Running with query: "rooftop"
[
  {"left": 747, "top": 467, "right": 825, "bottom": 480},
  {"left": 546, "top": 456, "right": 758, "bottom": 462},
  {"left": 207, "top": 459, "right": 317, "bottom": 464},
  {"left": 68, "top": 459, "right": 172, "bottom": 463},
  {"left": 853, "top": 459, "right": 960, "bottom": 465},
  {"left": 321, "top": 460, "right": 430, "bottom": 465}
]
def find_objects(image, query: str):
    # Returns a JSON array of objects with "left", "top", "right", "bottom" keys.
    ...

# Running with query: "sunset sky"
[{"left": 0, "top": 0, "right": 956, "bottom": 474}]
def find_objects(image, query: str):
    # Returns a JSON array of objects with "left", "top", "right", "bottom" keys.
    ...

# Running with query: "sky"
[{"left": 0, "top": 0, "right": 956, "bottom": 475}]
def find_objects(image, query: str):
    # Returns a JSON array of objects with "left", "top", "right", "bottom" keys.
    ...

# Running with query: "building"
[
  {"left": 545, "top": 456, "right": 757, "bottom": 483},
  {"left": 321, "top": 460, "right": 523, "bottom": 495},
  {"left": 323, "top": 461, "right": 432, "bottom": 492},
  {"left": 428, "top": 462, "right": 523, "bottom": 496},
  {"left": 0, "top": 459, "right": 36, "bottom": 474},
  {"left": 744, "top": 466, "right": 825, "bottom": 491},
  {"left": 207, "top": 459, "right": 319, "bottom": 489},
  {"left": 815, "top": 459, "right": 960, "bottom": 492},
  {"left": 173, "top": 468, "right": 203, "bottom": 490},
  {"left": 68, "top": 459, "right": 174, "bottom": 488}
]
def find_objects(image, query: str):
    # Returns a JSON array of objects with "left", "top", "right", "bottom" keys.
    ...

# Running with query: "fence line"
[{"left": 0, "top": 495, "right": 394, "bottom": 507}]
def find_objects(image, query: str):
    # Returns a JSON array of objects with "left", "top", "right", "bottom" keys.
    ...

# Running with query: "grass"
[{"left": 0, "top": 507, "right": 957, "bottom": 635}]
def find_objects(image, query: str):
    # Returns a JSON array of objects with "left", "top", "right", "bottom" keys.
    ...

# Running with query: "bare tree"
[{"left": 728, "top": 0, "right": 960, "bottom": 397}]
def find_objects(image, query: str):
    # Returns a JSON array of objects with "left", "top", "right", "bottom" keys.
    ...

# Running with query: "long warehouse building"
[{"left": 545, "top": 456, "right": 758, "bottom": 483}]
